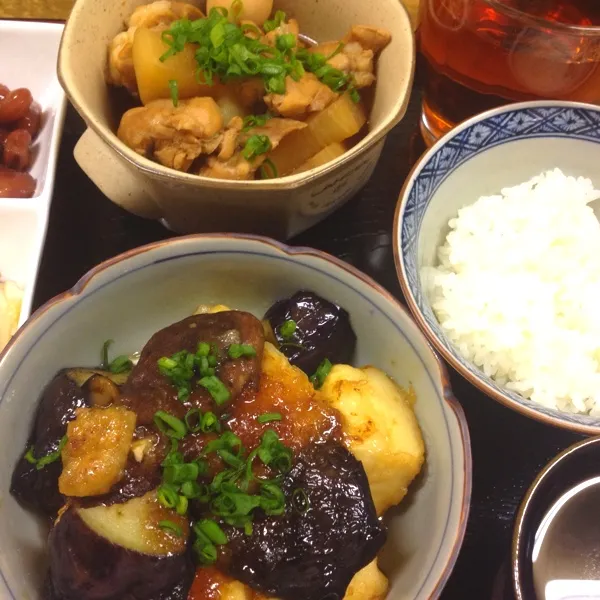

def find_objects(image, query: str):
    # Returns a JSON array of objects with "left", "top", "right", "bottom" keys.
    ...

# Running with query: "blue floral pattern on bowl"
[{"left": 399, "top": 102, "right": 600, "bottom": 430}]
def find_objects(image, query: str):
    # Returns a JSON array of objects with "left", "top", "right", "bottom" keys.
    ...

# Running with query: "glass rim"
[{"left": 485, "top": 0, "right": 600, "bottom": 36}]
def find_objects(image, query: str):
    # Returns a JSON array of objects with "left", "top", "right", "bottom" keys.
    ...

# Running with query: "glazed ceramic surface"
[
  {"left": 512, "top": 436, "right": 600, "bottom": 600},
  {"left": 395, "top": 100, "right": 600, "bottom": 434},
  {"left": 0, "top": 20, "right": 67, "bottom": 324},
  {"left": 0, "top": 235, "right": 470, "bottom": 599},
  {"left": 58, "top": 0, "right": 415, "bottom": 238}
]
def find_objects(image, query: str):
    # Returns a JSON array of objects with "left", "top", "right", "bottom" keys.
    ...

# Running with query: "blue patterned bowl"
[{"left": 394, "top": 100, "right": 600, "bottom": 435}]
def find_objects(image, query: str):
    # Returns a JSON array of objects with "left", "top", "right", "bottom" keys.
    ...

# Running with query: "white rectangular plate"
[{"left": 0, "top": 20, "right": 67, "bottom": 327}]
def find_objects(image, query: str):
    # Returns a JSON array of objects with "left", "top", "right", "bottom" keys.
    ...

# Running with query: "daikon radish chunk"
[
  {"left": 269, "top": 94, "right": 366, "bottom": 175},
  {"left": 132, "top": 28, "right": 223, "bottom": 104},
  {"left": 294, "top": 143, "right": 346, "bottom": 173}
]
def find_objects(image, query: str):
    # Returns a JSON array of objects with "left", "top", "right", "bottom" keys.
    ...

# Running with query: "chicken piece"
[
  {"left": 312, "top": 25, "right": 392, "bottom": 90},
  {"left": 319, "top": 364, "right": 425, "bottom": 515},
  {"left": 201, "top": 117, "right": 306, "bottom": 179},
  {"left": 59, "top": 407, "right": 137, "bottom": 497},
  {"left": 117, "top": 97, "right": 224, "bottom": 171},
  {"left": 345, "top": 25, "right": 392, "bottom": 53},
  {"left": 262, "top": 18, "right": 300, "bottom": 47},
  {"left": 264, "top": 73, "right": 338, "bottom": 119},
  {"left": 106, "top": 1, "right": 204, "bottom": 93},
  {"left": 218, "top": 116, "right": 244, "bottom": 161},
  {"left": 107, "top": 31, "right": 138, "bottom": 93}
]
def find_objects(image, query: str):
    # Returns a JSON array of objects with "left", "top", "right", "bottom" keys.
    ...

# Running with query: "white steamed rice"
[{"left": 423, "top": 168, "right": 600, "bottom": 415}]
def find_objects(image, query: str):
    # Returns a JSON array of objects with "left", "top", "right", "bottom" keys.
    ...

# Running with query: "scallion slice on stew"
[
  {"left": 199, "top": 375, "right": 231, "bottom": 405},
  {"left": 257, "top": 412, "right": 282, "bottom": 424},
  {"left": 153, "top": 411, "right": 188, "bottom": 439},
  {"left": 159, "top": 520, "right": 183, "bottom": 537},
  {"left": 310, "top": 358, "right": 333, "bottom": 389},
  {"left": 228, "top": 343, "right": 257, "bottom": 359},
  {"left": 24, "top": 435, "right": 68, "bottom": 471}
]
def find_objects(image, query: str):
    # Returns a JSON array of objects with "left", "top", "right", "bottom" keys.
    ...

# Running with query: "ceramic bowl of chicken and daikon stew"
[{"left": 58, "top": 0, "right": 414, "bottom": 238}]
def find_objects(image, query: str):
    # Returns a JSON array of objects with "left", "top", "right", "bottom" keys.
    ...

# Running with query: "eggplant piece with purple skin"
[
  {"left": 45, "top": 492, "right": 194, "bottom": 600},
  {"left": 264, "top": 291, "right": 356, "bottom": 375},
  {"left": 223, "top": 441, "right": 386, "bottom": 600}
]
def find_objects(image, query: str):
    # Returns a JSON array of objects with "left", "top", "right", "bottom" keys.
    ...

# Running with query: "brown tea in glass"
[{"left": 418, "top": 0, "right": 600, "bottom": 144}]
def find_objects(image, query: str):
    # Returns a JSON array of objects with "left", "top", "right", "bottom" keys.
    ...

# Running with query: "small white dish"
[
  {"left": 0, "top": 234, "right": 471, "bottom": 599},
  {"left": 0, "top": 20, "right": 67, "bottom": 325}
]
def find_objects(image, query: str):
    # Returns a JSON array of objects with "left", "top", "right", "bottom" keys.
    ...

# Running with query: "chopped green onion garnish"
[
  {"left": 163, "top": 461, "right": 201, "bottom": 485},
  {"left": 257, "top": 429, "right": 292, "bottom": 473},
  {"left": 263, "top": 9, "right": 286, "bottom": 33},
  {"left": 108, "top": 355, "right": 133, "bottom": 374},
  {"left": 25, "top": 435, "right": 68, "bottom": 470},
  {"left": 185, "top": 408, "right": 202, "bottom": 433},
  {"left": 157, "top": 483, "right": 180, "bottom": 509},
  {"left": 259, "top": 158, "right": 278, "bottom": 179},
  {"left": 175, "top": 494, "right": 189, "bottom": 515},
  {"left": 259, "top": 482, "right": 286, "bottom": 516},
  {"left": 181, "top": 480, "right": 205, "bottom": 499},
  {"left": 202, "top": 431, "right": 243, "bottom": 456},
  {"left": 169, "top": 79, "right": 179, "bottom": 107},
  {"left": 101, "top": 339, "right": 133, "bottom": 373},
  {"left": 154, "top": 411, "right": 188, "bottom": 439},
  {"left": 242, "top": 113, "right": 271, "bottom": 132},
  {"left": 218, "top": 448, "right": 245, "bottom": 469},
  {"left": 197, "top": 342, "right": 211, "bottom": 357},
  {"left": 199, "top": 375, "right": 231, "bottom": 405},
  {"left": 195, "top": 519, "right": 228, "bottom": 545},
  {"left": 101, "top": 339, "right": 113, "bottom": 369},
  {"left": 228, "top": 344, "right": 257, "bottom": 359},
  {"left": 257, "top": 412, "right": 282, "bottom": 424},
  {"left": 310, "top": 358, "right": 333, "bottom": 389},
  {"left": 159, "top": 520, "right": 183, "bottom": 537},
  {"left": 194, "top": 539, "right": 218, "bottom": 564},
  {"left": 276, "top": 33, "right": 296, "bottom": 51},
  {"left": 201, "top": 411, "right": 221, "bottom": 433},
  {"left": 242, "top": 134, "right": 272, "bottom": 161},
  {"left": 278, "top": 319, "right": 296, "bottom": 340}
]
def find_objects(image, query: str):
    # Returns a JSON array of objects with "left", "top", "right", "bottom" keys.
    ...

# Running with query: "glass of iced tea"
[{"left": 418, "top": 0, "right": 600, "bottom": 144}]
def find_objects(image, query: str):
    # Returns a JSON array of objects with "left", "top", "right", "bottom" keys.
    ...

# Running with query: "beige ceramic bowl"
[{"left": 58, "top": 0, "right": 415, "bottom": 238}]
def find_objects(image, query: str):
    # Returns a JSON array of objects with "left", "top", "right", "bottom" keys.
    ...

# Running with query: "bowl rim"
[
  {"left": 57, "top": 1, "right": 415, "bottom": 189},
  {"left": 511, "top": 435, "right": 600, "bottom": 600},
  {"left": 0, "top": 232, "right": 471, "bottom": 599},
  {"left": 393, "top": 99, "right": 600, "bottom": 437}
]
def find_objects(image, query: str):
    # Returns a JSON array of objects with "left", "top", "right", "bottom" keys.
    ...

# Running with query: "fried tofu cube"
[
  {"left": 344, "top": 559, "right": 389, "bottom": 599},
  {"left": 320, "top": 365, "right": 425, "bottom": 515},
  {"left": 59, "top": 407, "right": 137, "bottom": 497}
]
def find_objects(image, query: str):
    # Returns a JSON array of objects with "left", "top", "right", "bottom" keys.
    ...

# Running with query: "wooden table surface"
[{"left": 2, "top": 1, "right": 584, "bottom": 599}]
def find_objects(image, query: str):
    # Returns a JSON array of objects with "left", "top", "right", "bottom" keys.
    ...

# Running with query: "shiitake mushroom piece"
[
  {"left": 45, "top": 493, "right": 194, "bottom": 600},
  {"left": 10, "top": 373, "right": 90, "bottom": 516},
  {"left": 223, "top": 441, "right": 386, "bottom": 600},
  {"left": 263, "top": 291, "right": 357, "bottom": 375},
  {"left": 83, "top": 373, "right": 121, "bottom": 408},
  {"left": 10, "top": 369, "right": 128, "bottom": 516}
]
